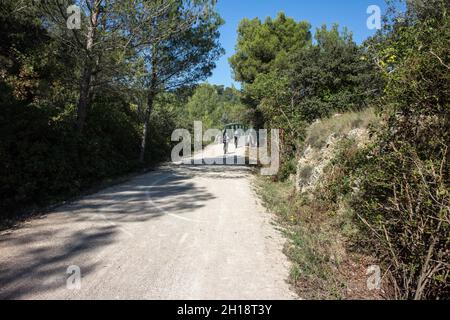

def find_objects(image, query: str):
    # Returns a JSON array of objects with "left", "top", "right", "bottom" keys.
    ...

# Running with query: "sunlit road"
[{"left": 0, "top": 144, "right": 296, "bottom": 300}]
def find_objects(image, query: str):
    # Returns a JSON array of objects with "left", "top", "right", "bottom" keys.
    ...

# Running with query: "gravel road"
[{"left": 0, "top": 144, "right": 296, "bottom": 300}]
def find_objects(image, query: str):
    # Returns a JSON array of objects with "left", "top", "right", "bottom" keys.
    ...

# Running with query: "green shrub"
[
  {"left": 278, "top": 158, "right": 298, "bottom": 181},
  {"left": 353, "top": 0, "right": 450, "bottom": 299},
  {"left": 298, "top": 164, "right": 314, "bottom": 182},
  {"left": 0, "top": 96, "right": 142, "bottom": 219},
  {"left": 351, "top": 142, "right": 449, "bottom": 299}
]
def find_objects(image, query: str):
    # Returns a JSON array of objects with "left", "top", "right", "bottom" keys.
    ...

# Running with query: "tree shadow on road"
[
  {"left": 0, "top": 225, "right": 115, "bottom": 299},
  {"left": 0, "top": 167, "right": 216, "bottom": 299}
]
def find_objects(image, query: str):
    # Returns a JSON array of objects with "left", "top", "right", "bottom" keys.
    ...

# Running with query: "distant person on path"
[
  {"left": 223, "top": 130, "right": 230, "bottom": 154},
  {"left": 234, "top": 130, "right": 239, "bottom": 149}
]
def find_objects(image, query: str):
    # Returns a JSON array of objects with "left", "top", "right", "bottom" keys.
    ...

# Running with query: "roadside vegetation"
[
  {"left": 257, "top": 110, "right": 386, "bottom": 299},
  {"left": 236, "top": 0, "right": 449, "bottom": 299}
]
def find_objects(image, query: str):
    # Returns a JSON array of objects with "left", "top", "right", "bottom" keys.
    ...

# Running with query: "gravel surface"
[{"left": 0, "top": 144, "right": 296, "bottom": 300}]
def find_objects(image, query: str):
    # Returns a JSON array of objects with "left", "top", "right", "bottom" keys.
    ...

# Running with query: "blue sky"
[{"left": 206, "top": 0, "right": 387, "bottom": 87}]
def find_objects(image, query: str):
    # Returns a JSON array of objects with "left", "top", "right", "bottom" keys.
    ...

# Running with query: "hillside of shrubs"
[{"left": 240, "top": 1, "right": 448, "bottom": 299}]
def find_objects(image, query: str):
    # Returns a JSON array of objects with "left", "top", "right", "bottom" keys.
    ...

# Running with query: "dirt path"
[{"left": 0, "top": 144, "right": 296, "bottom": 300}]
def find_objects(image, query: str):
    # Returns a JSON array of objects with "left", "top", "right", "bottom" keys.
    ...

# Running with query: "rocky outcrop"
[{"left": 295, "top": 125, "right": 370, "bottom": 194}]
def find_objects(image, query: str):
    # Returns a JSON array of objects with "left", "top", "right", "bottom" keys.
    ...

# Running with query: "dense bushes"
[
  {"left": 349, "top": 0, "right": 450, "bottom": 299},
  {"left": 312, "top": 133, "right": 449, "bottom": 299},
  {"left": 305, "top": 0, "right": 450, "bottom": 299},
  {"left": 0, "top": 95, "right": 143, "bottom": 218},
  {"left": 0, "top": 73, "right": 202, "bottom": 217},
  {"left": 351, "top": 142, "right": 449, "bottom": 299},
  {"left": 250, "top": 1, "right": 449, "bottom": 299}
]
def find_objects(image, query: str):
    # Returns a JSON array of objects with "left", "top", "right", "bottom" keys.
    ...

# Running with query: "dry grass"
[
  {"left": 305, "top": 108, "right": 376, "bottom": 149},
  {"left": 255, "top": 175, "right": 388, "bottom": 299}
]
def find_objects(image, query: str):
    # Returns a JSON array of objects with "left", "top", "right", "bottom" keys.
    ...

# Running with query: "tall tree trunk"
[
  {"left": 139, "top": 92, "right": 155, "bottom": 163},
  {"left": 77, "top": 65, "right": 93, "bottom": 133},
  {"left": 76, "top": 1, "right": 99, "bottom": 133},
  {"left": 139, "top": 44, "right": 158, "bottom": 164}
]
